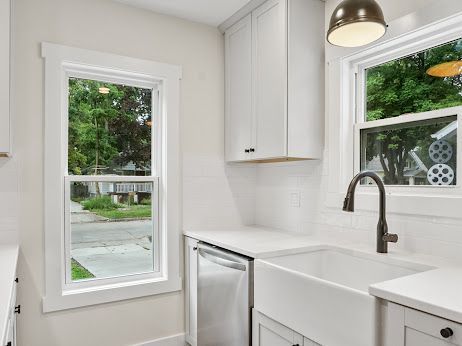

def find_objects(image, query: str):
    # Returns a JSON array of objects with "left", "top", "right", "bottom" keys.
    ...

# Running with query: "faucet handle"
[{"left": 382, "top": 233, "right": 398, "bottom": 243}]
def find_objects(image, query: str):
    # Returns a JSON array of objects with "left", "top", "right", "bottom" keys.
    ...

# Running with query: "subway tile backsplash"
[
  {"left": 255, "top": 159, "right": 462, "bottom": 263},
  {"left": 183, "top": 154, "right": 256, "bottom": 228}
]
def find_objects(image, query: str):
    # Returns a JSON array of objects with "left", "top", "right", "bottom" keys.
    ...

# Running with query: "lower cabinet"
[
  {"left": 386, "top": 302, "right": 462, "bottom": 346},
  {"left": 184, "top": 237, "right": 198, "bottom": 346},
  {"left": 3, "top": 278, "right": 18, "bottom": 346},
  {"left": 253, "top": 310, "right": 320, "bottom": 346}
]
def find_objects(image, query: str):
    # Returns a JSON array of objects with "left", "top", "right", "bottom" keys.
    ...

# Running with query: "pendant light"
[
  {"left": 427, "top": 41, "right": 462, "bottom": 78},
  {"left": 327, "top": 0, "right": 387, "bottom": 48},
  {"left": 426, "top": 61, "right": 462, "bottom": 78}
]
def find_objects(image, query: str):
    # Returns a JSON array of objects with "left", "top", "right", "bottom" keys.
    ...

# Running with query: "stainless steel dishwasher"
[{"left": 197, "top": 242, "right": 253, "bottom": 346}]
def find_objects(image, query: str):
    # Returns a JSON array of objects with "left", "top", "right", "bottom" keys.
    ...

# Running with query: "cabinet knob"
[
  {"left": 245, "top": 149, "right": 250, "bottom": 153},
  {"left": 192, "top": 247, "right": 197, "bottom": 251},
  {"left": 14, "top": 305, "right": 20, "bottom": 314},
  {"left": 249, "top": 148, "right": 255, "bottom": 152},
  {"left": 440, "top": 327, "right": 453, "bottom": 338}
]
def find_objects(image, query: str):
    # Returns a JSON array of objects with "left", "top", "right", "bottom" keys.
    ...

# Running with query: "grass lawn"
[
  {"left": 91, "top": 205, "right": 152, "bottom": 220},
  {"left": 71, "top": 258, "right": 95, "bottom": 281}
]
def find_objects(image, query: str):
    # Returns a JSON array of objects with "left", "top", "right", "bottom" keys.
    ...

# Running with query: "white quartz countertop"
[
  {"left": 184, "top": 226, "right": 324, "bottom": 259},
  {"left": 0, "top": 245, "right": 18, "bottom": 344},
  {"left": 370, "top": 267, "right": 462, "bottom": 323},
  {"left": 184, "top": 226, "right": 462, "bottom": 324}
]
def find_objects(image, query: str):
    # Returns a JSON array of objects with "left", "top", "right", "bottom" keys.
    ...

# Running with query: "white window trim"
[
  {"left": 354, "top": 107, "right": 462, "bottom": 190},
  {"left": 42, "top": 42, "right": 182, "bottom": 312},
  {"left": 326, "top": 8, "right": 462, "bottom": 218}
]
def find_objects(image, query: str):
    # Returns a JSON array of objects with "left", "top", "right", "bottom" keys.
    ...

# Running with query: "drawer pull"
[
  {"left": 14, "top": 305, "right": 20, "bottom": 314},
  {"left": 440, "top": 327, "right": 453, "bottom": 338}
]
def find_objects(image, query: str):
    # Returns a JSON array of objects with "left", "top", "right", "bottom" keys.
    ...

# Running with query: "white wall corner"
[{"left": 134, "top": 333, "right": 186, "bottom": 346}]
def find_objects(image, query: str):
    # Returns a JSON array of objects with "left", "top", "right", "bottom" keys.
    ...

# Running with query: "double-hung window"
[
  {"left": 327, "top": 13, "right": 462, "bottom": 216},
  {"left": 43, "top": 43, "right": 182, "bottom": 312},
  {"left": 354, "top": 38, "right": 462, "bottom": 188}
]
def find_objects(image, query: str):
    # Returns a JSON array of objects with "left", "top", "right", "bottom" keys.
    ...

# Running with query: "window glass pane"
[
  {"left": 70, "top": 180, "right": 155, "bottom": 281},
  {"left": 366, "top": 38, "right": 462, "bottom": 121},
  {"left": 360, "top": 116, "right": 457, "bottom": 186},
  {"left": 68, "top": 78, "right": 153, "bottom": 176}
]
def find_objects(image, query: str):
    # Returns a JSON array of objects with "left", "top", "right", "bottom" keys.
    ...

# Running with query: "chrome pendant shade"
[{"left": 327, "top": 0, "right": 387, "bottom": 48}]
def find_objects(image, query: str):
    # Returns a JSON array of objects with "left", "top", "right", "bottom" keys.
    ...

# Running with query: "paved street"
[
  {"left": 71, "top": 219, "right": 152, "bottom": 248},
  {"left": 70, "top": 201, "right": 107, "bottom": 223},
  {"left": 71, "top": 219, "right": 154, "bottom": 279}
]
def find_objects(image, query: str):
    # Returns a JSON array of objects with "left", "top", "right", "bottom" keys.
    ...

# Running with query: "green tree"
[
  {"left": 68, "top": 79, "right": 152, "bottom": 178},
  {"left": 110, "top": 86, "right": 152, "bottom": 170},
  {"left": 366, "top": 39, "right": 462, "bottom": 184}
]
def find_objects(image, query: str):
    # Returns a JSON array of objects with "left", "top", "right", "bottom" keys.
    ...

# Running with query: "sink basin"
[{"left": 254, "top": 247, "right": 433, "bottom": 346}]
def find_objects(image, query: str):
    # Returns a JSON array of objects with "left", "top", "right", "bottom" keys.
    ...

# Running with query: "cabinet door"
[
  {"left": 252, "top": 0, "right": 287, "bottom": 160},
  {"left": 0, "top": 0, "right": 11, "bottom": 154},
  {"left": 225, "top": 14, "right": 252, "bottom": 162},
  {"left": 253, "top": 309, "right": 303, "bottom": 346},
  {"left": 185, "top": 237, "right": 198, "bottom": 346},
  {"left": 385, "top": 303, "right": 462, "bottom": 346},
  {"left": 3, "top": 278, "right": 17, "bottom": 346},
  {"left": 406, "top": 328, "right": 450, "bottom": 346}
]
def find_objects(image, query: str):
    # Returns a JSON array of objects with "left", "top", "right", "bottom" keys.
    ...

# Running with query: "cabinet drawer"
[
  {"left": 406, "top": 308, "right": 462, "bottom": 345},
  {"left": 406, "top": 328, "right": 452, "bottom": 346}
]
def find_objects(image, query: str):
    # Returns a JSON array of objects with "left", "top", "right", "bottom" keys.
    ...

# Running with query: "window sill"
[
  {"left": 42, "top": 276, "right": 182, "bottom": 312},
  {"left": 326, "top": 191, "right": 462, "bottom": 219}
]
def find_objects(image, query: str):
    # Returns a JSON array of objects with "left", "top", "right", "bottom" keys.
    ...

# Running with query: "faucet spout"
[{"left": 343, "top": 171, "right": 398, "bottom": 253}]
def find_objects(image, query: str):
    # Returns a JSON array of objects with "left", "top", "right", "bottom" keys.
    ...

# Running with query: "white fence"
[
  {"left": 86, "top": 182, "right": 152, "bottom": 195},
  {"left": 115, "top": 182, "right": 152, "bottom": 193}
]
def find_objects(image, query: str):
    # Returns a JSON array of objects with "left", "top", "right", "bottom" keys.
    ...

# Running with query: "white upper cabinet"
[
  {"left": 224, "top": 0, "right": 325, "bottom": 162},
  {"left": 225, "top": 14, "right": 253, "bottom": 162},
  {"left": 252, "top": 0, "right": 287, "bottom": 160},
  {"left": 0, "top": 0, "right": 12, "bottom": 156}
]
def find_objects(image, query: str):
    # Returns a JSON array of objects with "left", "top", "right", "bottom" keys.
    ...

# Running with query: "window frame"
[
  {"left": 326, "top": 10, "right": 462, "bottom": 218},
  {"left": 353, "top": 107, "right": 462, "bottom": 189},
  {"left": 42, "top": 42, "right": 182, "bottom": 312},
  {"left": 352, "top": 32, "right": 462, "bottom": 193}
]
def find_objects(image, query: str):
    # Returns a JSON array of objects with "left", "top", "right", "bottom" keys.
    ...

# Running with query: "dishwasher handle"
[{"left": 198, "top": 248, "right": 247, "bottom": 271}]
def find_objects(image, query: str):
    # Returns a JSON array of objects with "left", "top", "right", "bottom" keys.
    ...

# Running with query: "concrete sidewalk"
[
  {"left": 70, "top": 201, "right": 107, "bottom": 223},
  {"left": 71, "top": 219, "right": 154, "bottom": 279}
]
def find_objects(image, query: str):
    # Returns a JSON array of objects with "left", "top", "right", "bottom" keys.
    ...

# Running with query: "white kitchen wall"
[
  {"left": 0, "top": 158, "right": 19, "bottom": 244},
  {"left": 184, "top": 155, "right": 256, "bottom": 227},
  {"left": 255, "top": 0, "right": 462, "bottom": 264},
  {"left": 11, "top": 0, "right": 254, "bottom": 344}
]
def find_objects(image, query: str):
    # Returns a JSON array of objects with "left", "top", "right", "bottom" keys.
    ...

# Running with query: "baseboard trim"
[{"left": 135, "top": 333, "right": 185, "bottom": 346}]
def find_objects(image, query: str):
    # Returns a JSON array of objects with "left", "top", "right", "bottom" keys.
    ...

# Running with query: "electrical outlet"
[{"left": 290, "top": 191, "right": 301, "bottom": 208}]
